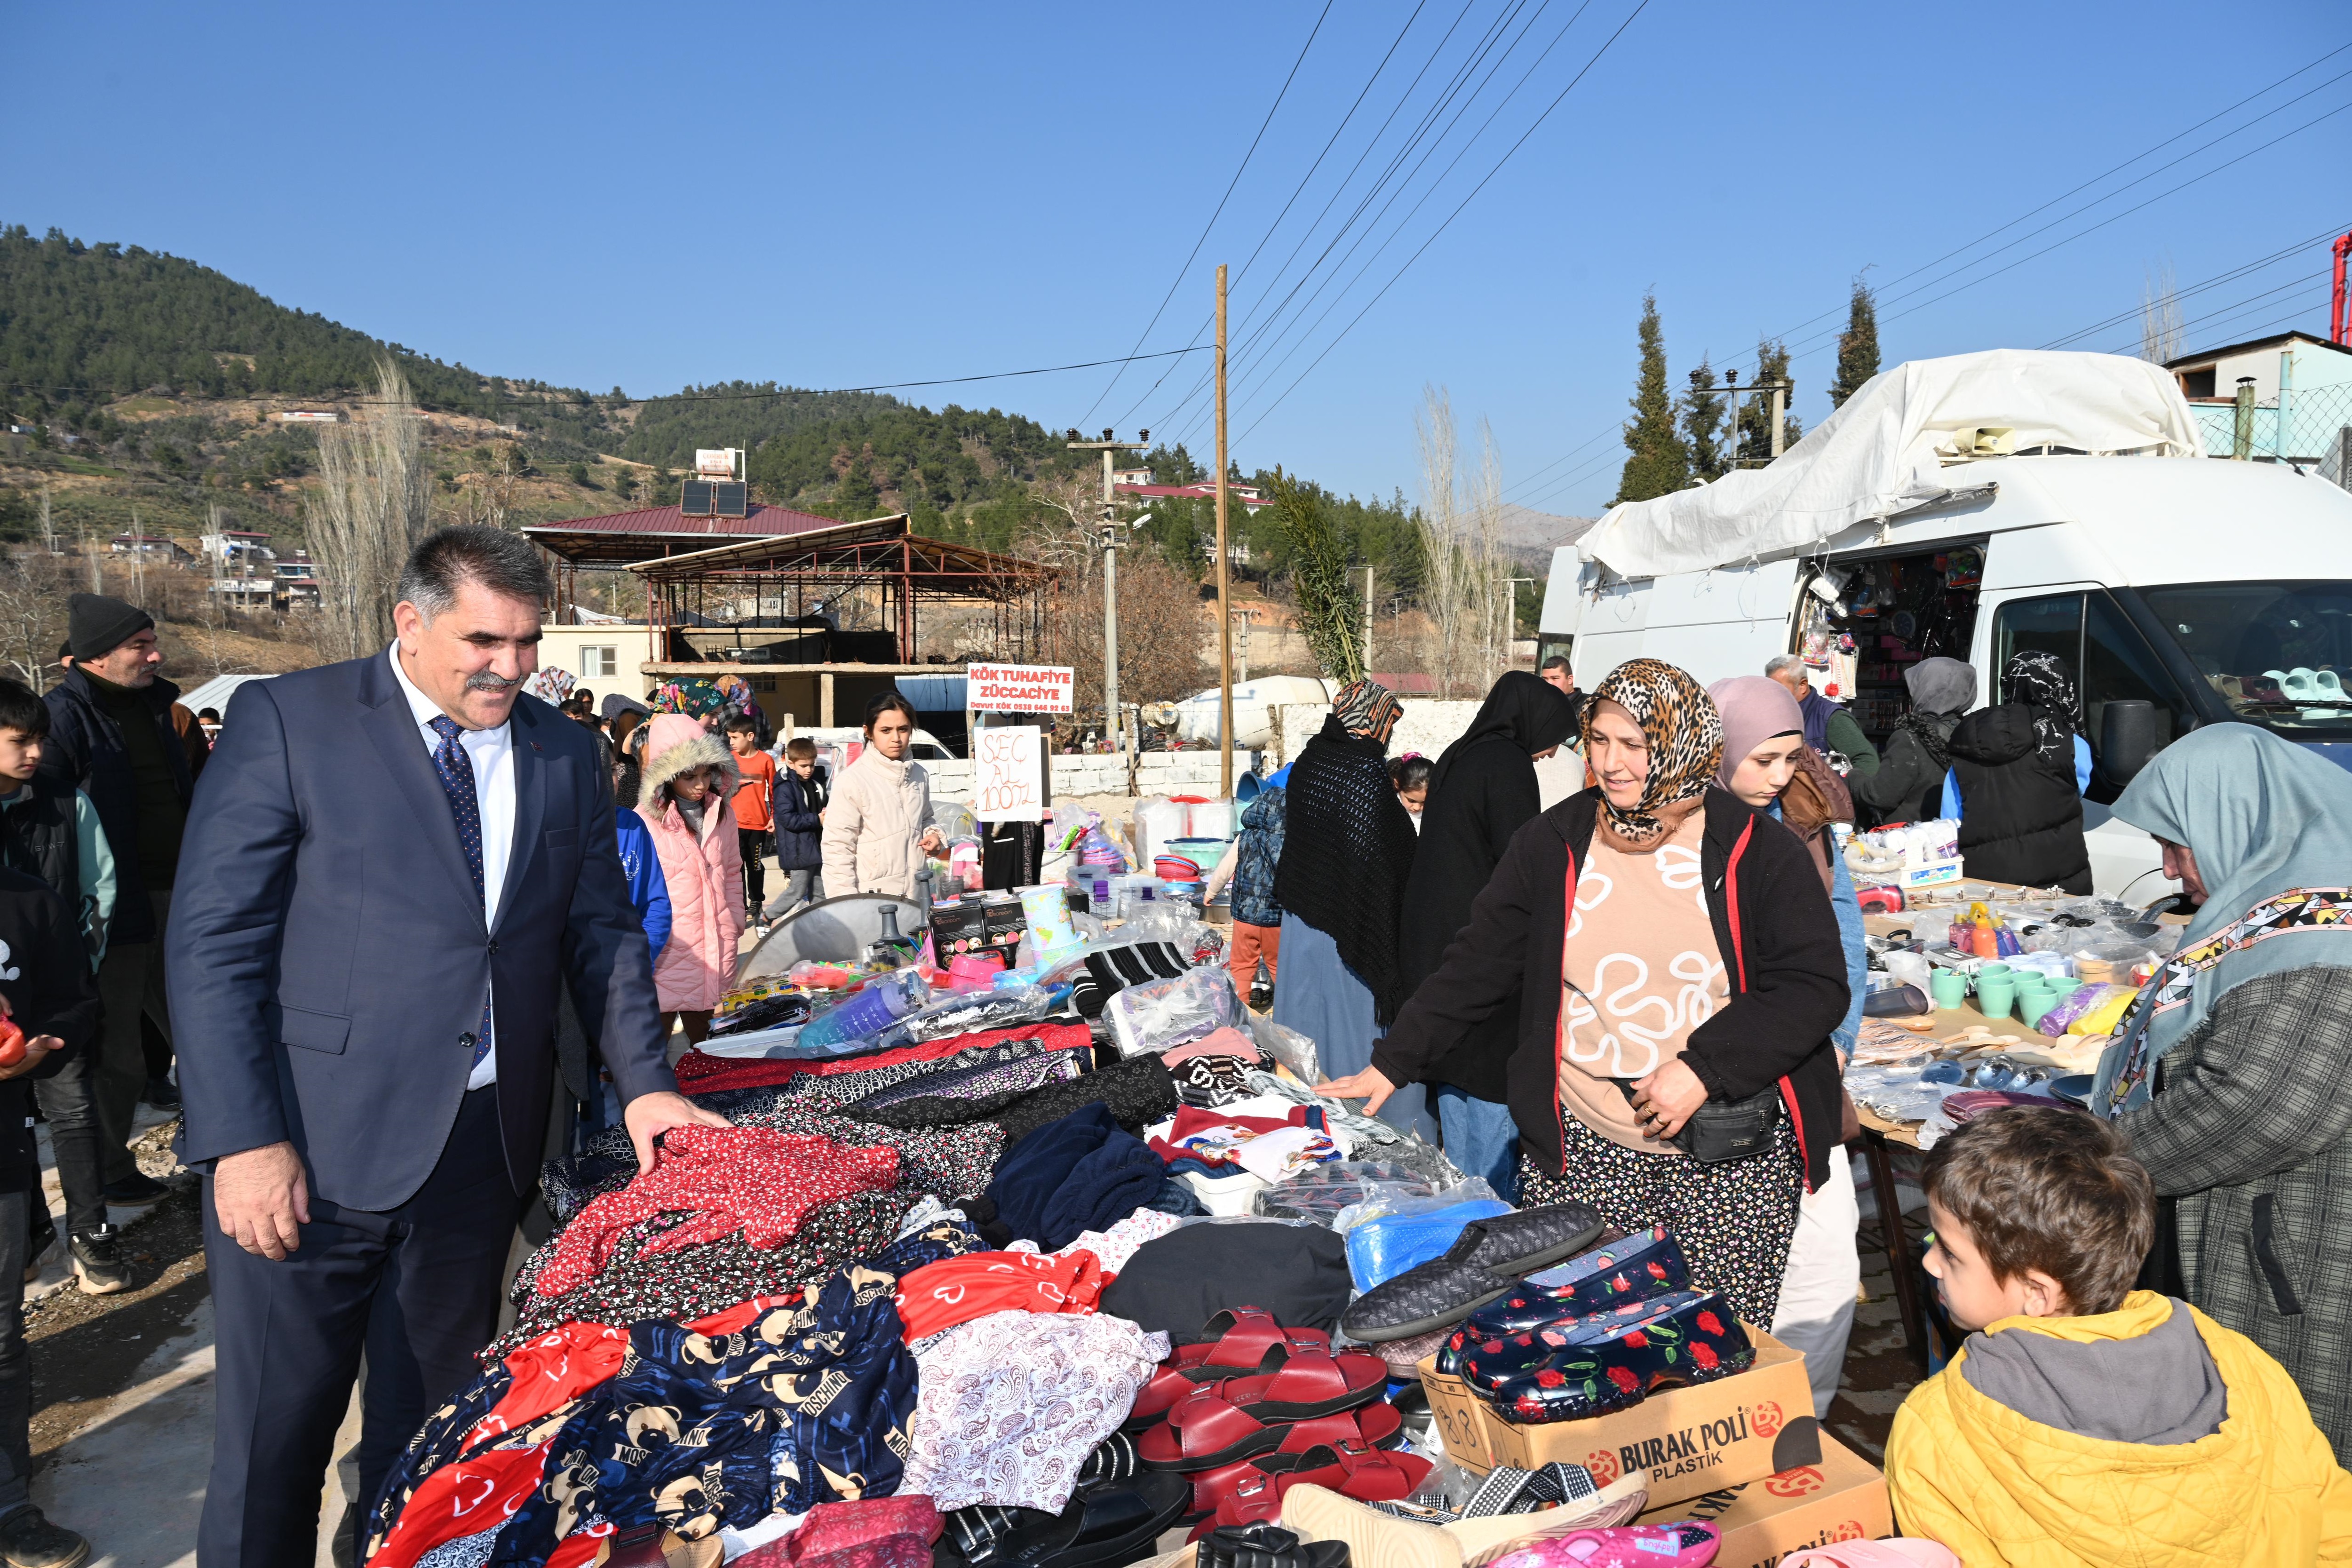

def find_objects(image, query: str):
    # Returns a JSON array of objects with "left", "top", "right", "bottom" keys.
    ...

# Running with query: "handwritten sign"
[
  {"left": 973, "top": 726, "right": 1045, "bottom": 822},
  {"left": 967, "top": 663, "right": 1075, "bottom": 715}
]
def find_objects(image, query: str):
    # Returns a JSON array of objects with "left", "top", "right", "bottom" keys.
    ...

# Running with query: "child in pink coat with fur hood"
[{"left": 634, "top": 715, "right": 745, "bottom": 1043}]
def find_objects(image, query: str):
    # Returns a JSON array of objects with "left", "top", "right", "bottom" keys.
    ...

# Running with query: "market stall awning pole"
[{"left": 1216, "top": 262, "right": 1234, "bottom": 799}]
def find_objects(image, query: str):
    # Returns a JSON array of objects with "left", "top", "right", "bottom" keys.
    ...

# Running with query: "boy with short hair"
[
  {"left": 772, "top": 737, "right": 826, "bottom": 917},
  {"left": 0, "top": 679, "right": 127, "bottom": 1297},
  {"left": 1886, "top": 1107, "right": 2352, "bottom": 1562},
  {"left": 0, "top": 865, "right": 100, "bottom": 1566},
  {"left": 725, "top": 714, "right": 778, "bottom": 927}
]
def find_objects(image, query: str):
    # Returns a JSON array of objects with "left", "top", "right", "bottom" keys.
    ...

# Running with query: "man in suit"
[{"left": 169, "top": 526, "right": 726, "bottom": 1565}]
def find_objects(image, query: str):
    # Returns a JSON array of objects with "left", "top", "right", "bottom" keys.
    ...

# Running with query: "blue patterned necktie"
[{"left": 427, "top": 715, "right": 495, "bottom": 1068}]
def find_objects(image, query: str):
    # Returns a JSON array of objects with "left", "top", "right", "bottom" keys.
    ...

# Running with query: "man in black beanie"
[{"left": 40, "top": 594, "right": 191, "bottom": 1215}]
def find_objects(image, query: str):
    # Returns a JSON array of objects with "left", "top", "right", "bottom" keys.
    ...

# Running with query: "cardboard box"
[
  {"left": 1637, "top": 1431, "right": 1891, "bottom": 1568},
  {"left": 1418, "top": 1327, "right": 1824, "bottom": 1509}
]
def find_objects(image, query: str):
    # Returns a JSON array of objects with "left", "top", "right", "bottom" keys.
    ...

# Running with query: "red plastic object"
[{"left": 1855, "top": 885, "right": 1905, "bottom": 915}]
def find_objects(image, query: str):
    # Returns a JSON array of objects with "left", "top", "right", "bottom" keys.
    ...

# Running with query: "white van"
[{"left": 1540, "top": 353, "right": 2352, "bottom": 900}]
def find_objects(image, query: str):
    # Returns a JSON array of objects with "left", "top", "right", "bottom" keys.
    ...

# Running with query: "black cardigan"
[{"left": 1372, "top": 788, "right": 1850, "bottom": 1190}]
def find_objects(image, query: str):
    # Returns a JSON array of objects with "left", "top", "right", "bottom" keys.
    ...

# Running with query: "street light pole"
[{"left": 1065, "top": 430, "right": 1148, "bottom": 752}]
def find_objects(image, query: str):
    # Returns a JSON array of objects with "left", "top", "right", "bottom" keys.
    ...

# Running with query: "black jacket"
[
  {"left": 40, "top": 667, "right": 192, "bottom": 943},
  {"left": 0, "top": 869, "right": 96, "bottom": 1195},
  {"left": 0, "top": 775, "right": 85, "bottom": 937},
  {"left": 1397, "top": 672, "right": 1578, "bottom": 1099},
  {"left": 1948, "top": 705, "right": 2090, "bottom": 893},
  {"left": 774, "top": 767, "right": 826, "bottom": 871},
  {"left": 1849, "top": 720, "right": 1953, "bottom": 828},
  {"left": 1373, "top": 788, "right": 1851, "bottom": 1191}
]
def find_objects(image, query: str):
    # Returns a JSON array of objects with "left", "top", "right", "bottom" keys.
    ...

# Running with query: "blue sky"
[{"left": 9, "top": 1, "right": 2349, "bottom": 517}]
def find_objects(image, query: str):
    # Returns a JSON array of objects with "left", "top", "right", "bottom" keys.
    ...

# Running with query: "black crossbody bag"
[{"left": 1613, "top": 1077, "right": 1782, "bottom": 1163}]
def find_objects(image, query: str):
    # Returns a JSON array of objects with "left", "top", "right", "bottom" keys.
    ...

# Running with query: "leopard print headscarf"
[{"left": 1585, "top": 659, "right": 1723, "bottom": 846}]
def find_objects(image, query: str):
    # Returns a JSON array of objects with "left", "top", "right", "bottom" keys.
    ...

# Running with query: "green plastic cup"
[
  {"left": 1931, "top": 970, "right": 1967, "bottom": 1009},
  {"left": 1977, "top": 974, "right": 2016, "bottom": 1019},
  {"left": 2019, "top": 992, "right": 2057, "bottom": 1033}
]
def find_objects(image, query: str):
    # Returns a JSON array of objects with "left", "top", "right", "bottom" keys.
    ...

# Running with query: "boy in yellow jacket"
[{"left": 1886, "top": 1106, "right": 2352, "bottom": 1566}]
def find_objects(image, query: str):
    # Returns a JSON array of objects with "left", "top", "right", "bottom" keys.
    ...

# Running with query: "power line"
[
  {"left": 4, "top": 342, "right": 1217, "bottom": 410},
  {"left": 1075, "top": 0, "right": 1334, "bottom": 426},
  {"left": 2037, "top": 224, "right": 2347, "bottom": 347},
  {"left": 1205, "top": 0, "right": 1570, "bottom": 438},
  {"left": 1232, "top": 0, "right": 1650, "bottom": 446},
  {"left": 1110, "top": 0, "right": 1442, "bottom": 434},
  {"left": 1145, "top": 0, "right": 1537, "bottom": 438}
]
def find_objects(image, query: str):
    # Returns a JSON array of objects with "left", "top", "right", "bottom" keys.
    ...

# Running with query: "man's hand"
[
  {"left": 1316, "top": 1066, "right": 1398, "bottom": 1117},
  {"left": 215, "top": 1141, "right": 310, "bottom": 1261},
  {"left": 0, "top": 1036, "right": 61, "bottom": 1082},
  {"left": 624, "top": 1090, "right": 732, "bottom": 1174},
  {"left": 1630, "top": 1059, "right": 1709, "bottom": 1140},
  {"left": 918, "top": 828, "right": 945, "bottom": 855}
]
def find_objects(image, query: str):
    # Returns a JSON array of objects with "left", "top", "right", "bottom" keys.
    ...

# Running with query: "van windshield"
[{"left": 2138, "top": 581, "right": 2352, "bottom": 736}]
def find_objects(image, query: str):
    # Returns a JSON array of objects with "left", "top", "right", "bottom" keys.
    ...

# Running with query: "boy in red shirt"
[{"left": 725, "top": 714, "right": 778, "bottom": 926}]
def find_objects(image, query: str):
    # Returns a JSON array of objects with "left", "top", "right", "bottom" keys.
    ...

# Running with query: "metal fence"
[{"left": 2186, "top": 378, "right": 2352, "bottom": 487}]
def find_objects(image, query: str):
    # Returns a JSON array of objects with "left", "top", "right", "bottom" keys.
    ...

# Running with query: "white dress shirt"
[{"left": 389, "top": 647, "right": 516, "bottom": 1090}]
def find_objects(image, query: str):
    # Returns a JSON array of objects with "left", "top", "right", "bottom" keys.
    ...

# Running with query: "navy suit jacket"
[{"left": 167, "top": 650, "right": 674, "bottom": 1210}]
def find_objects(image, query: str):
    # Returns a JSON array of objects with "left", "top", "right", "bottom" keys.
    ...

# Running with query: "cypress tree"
[
  {"left": 1682, "top": 358, "right": 1727, "bottom": 482},
  {"left": 1831, "top": 278, "right": 1879, "bottom": 408},
  {"left": 1613, "top": 292, "right": 1688, "bottom": 504}
]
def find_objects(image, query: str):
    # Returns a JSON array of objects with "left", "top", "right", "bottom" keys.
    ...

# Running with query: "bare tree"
[
  {"left": 309, "top": 358, "right": 431, "bottom": 659},
  {"left": 35, "top": 487, "right": 56, "bottom": 557},
  {"left": 2141, "top": 263, "right": 2185, "bottom": 365},
  {"left": 1413, "top": 387, "right": 1511, "bottom": 695},
  {"left": 0, "top": 549, "right": 71, "bottom": 690}
]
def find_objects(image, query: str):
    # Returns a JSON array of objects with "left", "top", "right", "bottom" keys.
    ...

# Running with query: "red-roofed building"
[{"left": 1114, "top": 481, "right": 1269, "bottom": 511}]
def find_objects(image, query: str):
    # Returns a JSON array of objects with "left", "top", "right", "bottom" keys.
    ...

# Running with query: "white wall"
[
  {"left": 927, "top": 748, "right": 1264, "bottom": 804},
  {"left": 1263, "top": 700, "right": 1486, "bottom": 770}
]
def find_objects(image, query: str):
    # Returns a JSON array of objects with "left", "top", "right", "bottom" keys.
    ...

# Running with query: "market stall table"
[{"left": 1849, "top": 997, "right": 2100, "bottom": 1366}]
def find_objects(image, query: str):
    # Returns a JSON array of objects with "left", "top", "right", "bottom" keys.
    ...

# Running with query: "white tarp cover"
[{"left": 1580, "top": 349, "right": 2207, "bottom": 579}]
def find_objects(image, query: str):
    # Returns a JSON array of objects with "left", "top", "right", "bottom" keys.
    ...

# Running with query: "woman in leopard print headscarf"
[{"left": 1583, "top": 658, "right": 1724, "bottom": 847}]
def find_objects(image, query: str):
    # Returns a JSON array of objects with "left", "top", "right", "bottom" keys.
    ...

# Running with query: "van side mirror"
[{"left": 2100, "top": 700, "right": 2158, "bottom": 786}]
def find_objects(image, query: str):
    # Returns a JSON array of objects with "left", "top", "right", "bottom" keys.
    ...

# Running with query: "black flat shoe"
[
  {"left": 942, "top": 1473, "right": 1189, "bottom": 1568},
  {"left": 1195, "top": 1523, "right": 1349, "bottom": 1568}
]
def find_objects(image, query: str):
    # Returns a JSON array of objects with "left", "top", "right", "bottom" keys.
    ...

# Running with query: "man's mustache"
[{"left": 466, "top": 671, "right": 521, "bottom": 693}]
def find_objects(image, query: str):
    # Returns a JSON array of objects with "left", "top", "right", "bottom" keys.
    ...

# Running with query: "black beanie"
[{"left": 67, "top": 595, "right": 155, "bottom": 661}]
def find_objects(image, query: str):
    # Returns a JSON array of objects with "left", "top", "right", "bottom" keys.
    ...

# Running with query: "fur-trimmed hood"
[{"left": 640, "top": 716, "right": 739, "bottom": 808}]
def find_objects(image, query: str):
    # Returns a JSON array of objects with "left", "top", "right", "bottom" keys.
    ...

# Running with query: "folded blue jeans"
[{"left": 1435, "top": 1086, "right": 1521, "bottom": 1204}]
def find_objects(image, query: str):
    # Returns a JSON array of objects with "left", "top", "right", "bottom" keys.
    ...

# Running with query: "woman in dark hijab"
[
  {"left": 1850, "top": 655, "right": 1975, "bottom": 826},
  {"left": 1274, "top": 678, "right": 1431, "bottom": 1138},
  {"left": 1946, "top": 651, "right": 2093, "bottom": 892},
  {"left": 1392, "top": 670, "right": 1578, "bottom": 1197}
]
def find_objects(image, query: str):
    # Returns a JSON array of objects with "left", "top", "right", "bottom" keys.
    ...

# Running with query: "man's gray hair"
[
  {"left": 397, "top": 525, "right": 553, "bottom": 620},
  {"left": 1764, "top": 653, "right": 1806, "bottom": 679}
]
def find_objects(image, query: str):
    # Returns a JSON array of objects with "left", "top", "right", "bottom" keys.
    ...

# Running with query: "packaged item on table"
[
  {"left": 2066, "top": 986, "right": 2138, "bottom": 1036},
  {"left": 883, "top": 983, "right": 1057, "bottom": 1049},
  {"left": 1107, "top": 965, "right": 1245, "bottom": 1058},
  {"left": 1019, "top": 883, "right": 1080, "bottom": 954},
  {"left": 1250, "top": 1160, "right": 1440, "bottom": 1225},
  {"left": 2039, "top": 982, "right": 2127, "bottom": 1034},
  {"left": 1343, "top": 1188, "right": 1510, "bottom": 1292},
  {"left": 795, "top": 969, "right": 930, "bottom": 1054}
]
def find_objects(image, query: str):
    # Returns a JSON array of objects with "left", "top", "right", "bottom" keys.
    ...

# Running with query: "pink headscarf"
[{"left": 1705, "top": 676, "right": 1805, "bottom": 790}]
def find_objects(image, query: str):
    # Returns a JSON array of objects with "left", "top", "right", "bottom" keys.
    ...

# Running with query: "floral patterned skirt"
[{"left": 1517, "top": 1108, "right": 1803, "bottom": 1328}]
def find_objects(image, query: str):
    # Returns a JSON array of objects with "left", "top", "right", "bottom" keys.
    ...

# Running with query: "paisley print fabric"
[
  {"left": 1582, "top": 660, "right": 1723, "bottom": 847},
  {"left": 898, "top": 1309, "right": 1172, "bottom": 1512}
]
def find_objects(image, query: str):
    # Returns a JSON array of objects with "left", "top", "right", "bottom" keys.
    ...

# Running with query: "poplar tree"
[
  {"left": 1831, "top": 278, "right": 1880, "bottom": 408},
  {"left": 1613, "top": 293, "right": 1688, "bottom": 504}
]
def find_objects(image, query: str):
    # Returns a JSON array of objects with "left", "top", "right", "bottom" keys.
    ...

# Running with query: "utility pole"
[
  {"left": 1216, "top": 264, "right": 1235, "bottom": 797},
  {"left": 1065, "top": 428, "right": 1148, "bottom": 753},
  {"left": 1725, "top": 368, "right": 1796, "bottom": 468}
]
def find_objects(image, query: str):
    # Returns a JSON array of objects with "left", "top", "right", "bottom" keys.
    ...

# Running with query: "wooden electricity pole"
[{"left": 1216, "top": 263, "right": 1235, "bottom": 797}]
